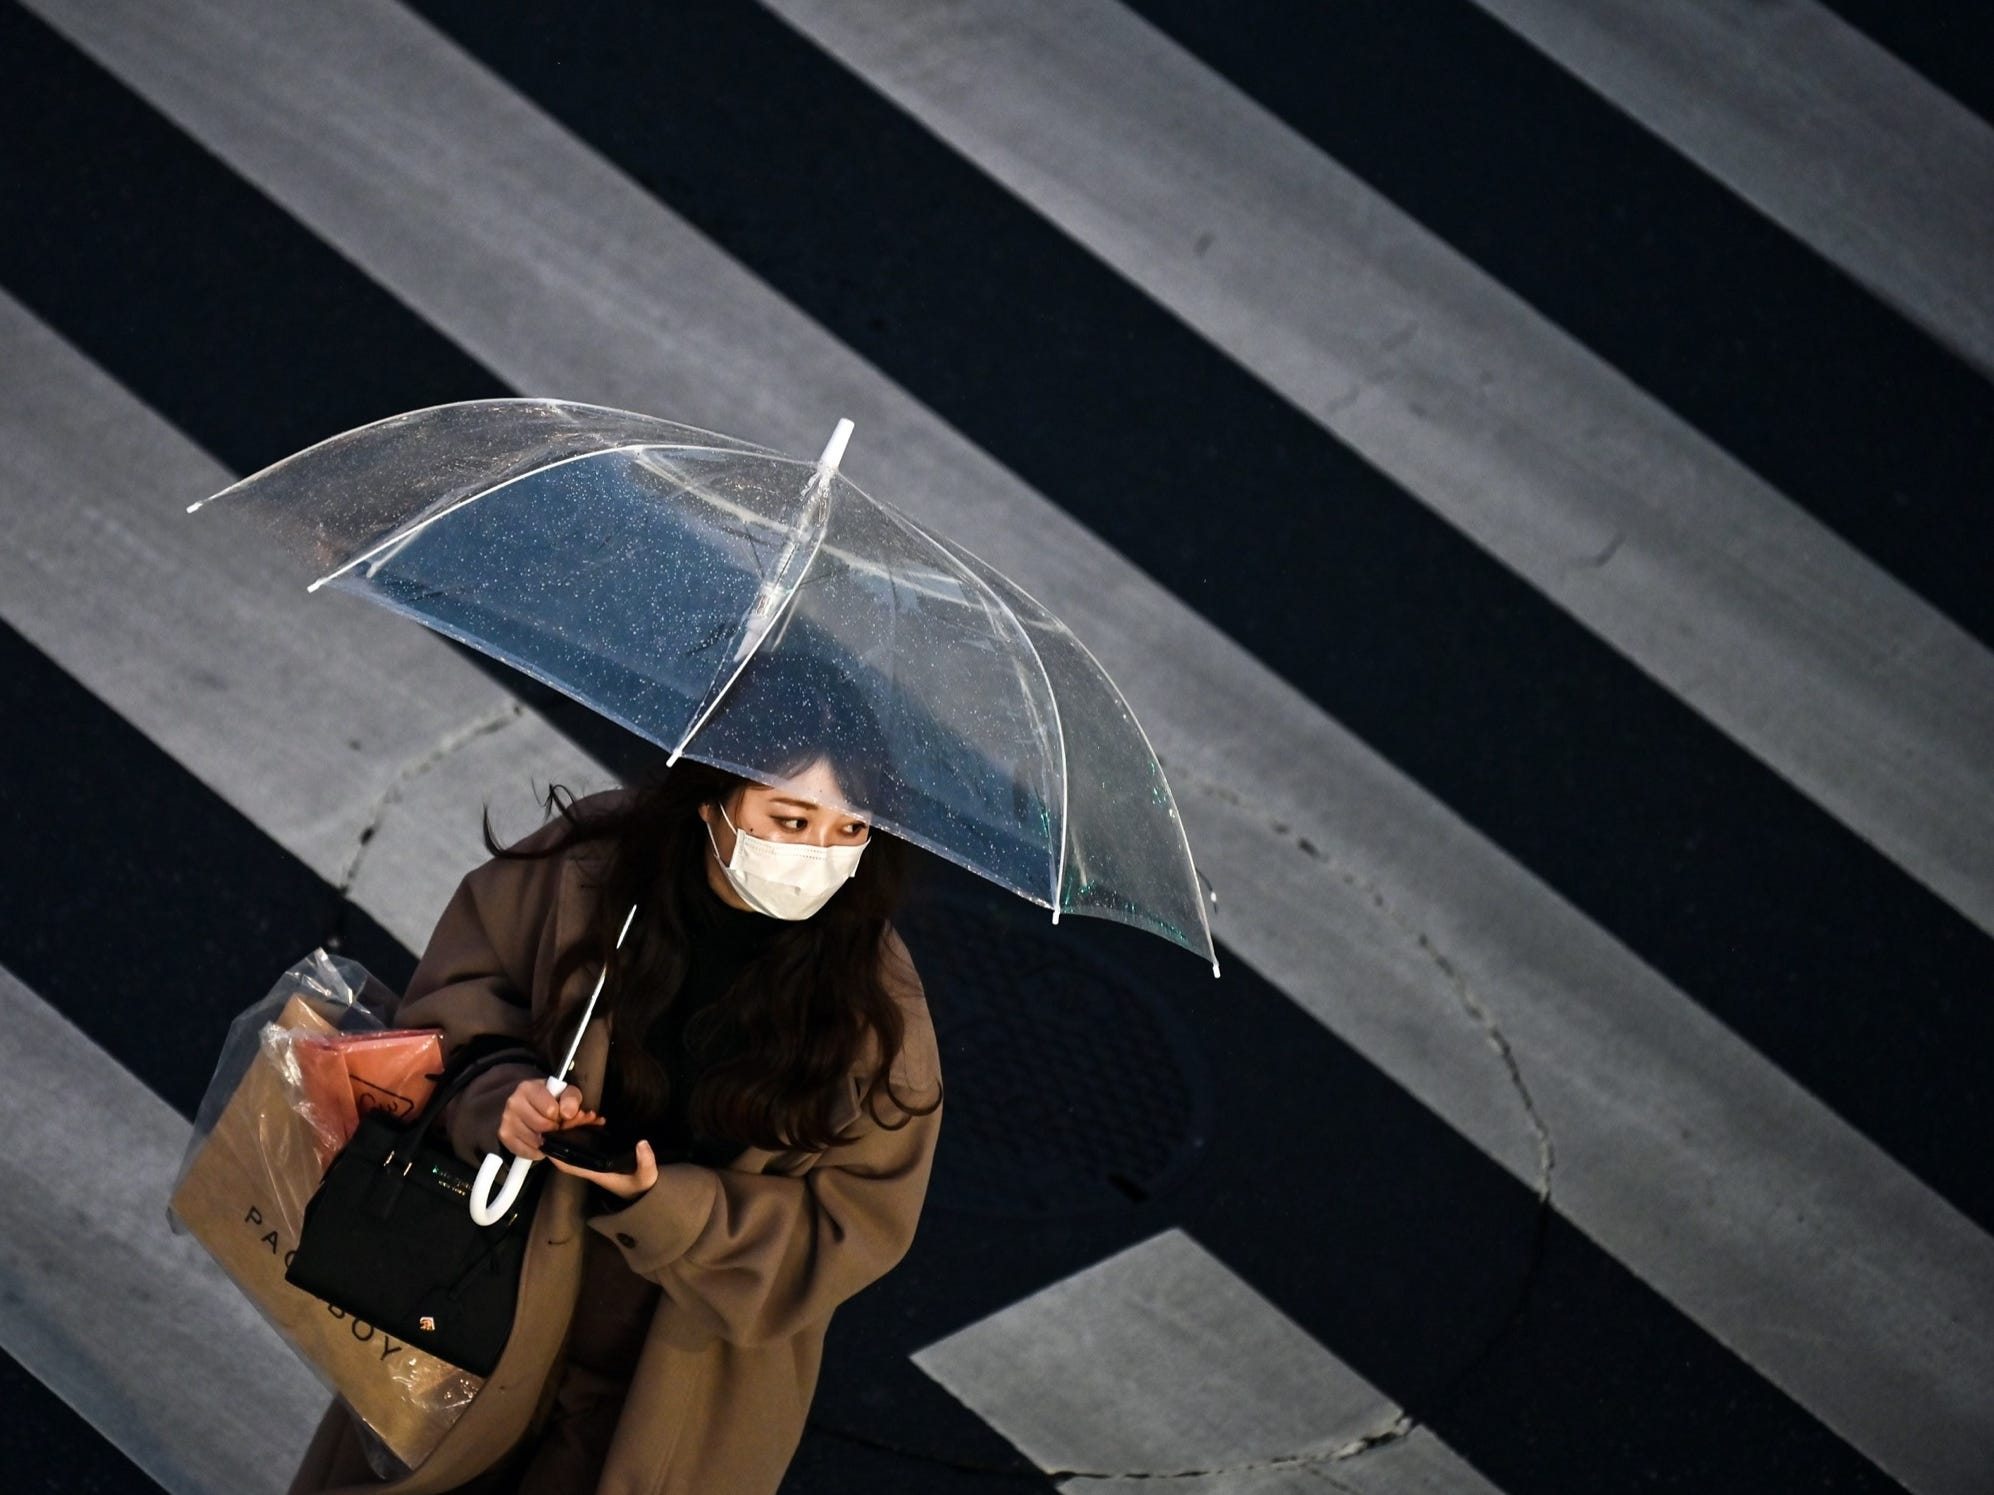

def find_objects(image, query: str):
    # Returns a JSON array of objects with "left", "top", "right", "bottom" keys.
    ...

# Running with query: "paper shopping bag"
[{"left": 170, "top": 996, "right": 478, "bottom": 1469}]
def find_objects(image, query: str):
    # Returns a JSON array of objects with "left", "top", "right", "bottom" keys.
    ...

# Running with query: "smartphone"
[{"left": 538, "top": 1126, "right": 639, "bottom": 1174}]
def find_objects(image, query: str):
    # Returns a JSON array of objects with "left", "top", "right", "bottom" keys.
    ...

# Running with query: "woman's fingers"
[
  {"left": 630, "top": 1138, "right": 659, "bottom": 1193},
  {"left": 496, "top": 1078, "right": 612, "bottom": 1159},
  {"left": 501, "top": 1080, "right": 565, "bottom": 1157},
  {"left": 511, "top": 1078, "right": 563, "bottom": 1125},
  {"left": 497, "top": 1114, "right": 545, "bottom": 1160}
]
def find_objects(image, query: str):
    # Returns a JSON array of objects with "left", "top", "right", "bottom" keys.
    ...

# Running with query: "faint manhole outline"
[{"left": 899, "top": 882, "right": 1214, "bottom": 1218}]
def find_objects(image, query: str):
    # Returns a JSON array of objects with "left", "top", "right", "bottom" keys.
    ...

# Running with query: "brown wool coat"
[{"left": 287, "top": 792, "right": 943, "bottom": 1495}]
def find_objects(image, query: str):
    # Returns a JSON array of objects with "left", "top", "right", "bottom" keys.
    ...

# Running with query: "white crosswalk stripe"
[{"left": 914, "top": 1229, "right": 1504, "bottom": 1494}]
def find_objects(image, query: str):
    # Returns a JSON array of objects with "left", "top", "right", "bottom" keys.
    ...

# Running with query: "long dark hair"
[{"left": 481, "top": 663, "right": 938, "bottom": 1153}]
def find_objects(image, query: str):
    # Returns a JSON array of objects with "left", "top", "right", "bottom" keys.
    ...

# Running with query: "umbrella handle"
[
  {"left": 470, "top": 1153, "right": 531, "bottom": 1226},
  {"left": 468, "top": 1075, "right": 568, "bottom": 1225}
]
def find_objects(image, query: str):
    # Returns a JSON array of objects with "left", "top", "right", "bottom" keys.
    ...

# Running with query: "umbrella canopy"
[{"left": 193, "top": 398, "right": 1217, "bottom": 974}]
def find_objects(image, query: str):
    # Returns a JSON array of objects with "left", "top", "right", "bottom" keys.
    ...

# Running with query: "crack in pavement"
[
  {"left": 1188, "top": 772, "right": 1556, "bottom": 1199},
  {"left": 819, "top": 773, "right": 1560, "bottom": 1485},
  {"left": 811, "top": 766, "right": 1559, "bottom": 1485},
  {"left": 1050, "top": 1410, "right": 1418, "bottom": 1485},
  {"left": 1056, "top": 770, "right": 1560, "bottom": 1483},
  {"left": 1557, "top": 528, "right": 1626, "bottom": 575},
  {"left": 805, "top": 1411, "right": 1422, "bottom": 1487},
  {"left": 320, "top": 699, "right": 528, "bottom": 951}
]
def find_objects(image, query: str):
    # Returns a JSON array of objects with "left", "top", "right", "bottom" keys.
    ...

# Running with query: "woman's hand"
[
  {"left": 546, "top": 1138, "right": 660, "bottom": 1199},
  {"left": 496, "top": 1077, "right": 602, "bottom": 1161}
]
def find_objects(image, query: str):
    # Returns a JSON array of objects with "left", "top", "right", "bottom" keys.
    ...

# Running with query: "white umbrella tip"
[{"left": 817, "top": 418, "right": 855, "bottom": 474}]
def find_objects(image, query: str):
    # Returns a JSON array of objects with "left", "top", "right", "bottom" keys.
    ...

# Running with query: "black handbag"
[{"left": 285, "top": 1039, "right": 547, "bottom": 1377}]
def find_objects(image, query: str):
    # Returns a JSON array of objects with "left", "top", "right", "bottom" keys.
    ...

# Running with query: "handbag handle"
[{"left": 386, "top": 1038, "right": 544, "bottom": 1168}]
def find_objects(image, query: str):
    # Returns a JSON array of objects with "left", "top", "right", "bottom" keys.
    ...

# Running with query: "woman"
[{"left": 287, "top": 733, "right": 943, "bottom": 1495}]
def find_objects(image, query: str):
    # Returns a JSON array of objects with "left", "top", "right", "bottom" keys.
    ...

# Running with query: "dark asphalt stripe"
[
  {"left": 1, "top": 610, "right": 1897, "bottom": 1491},
  {"left": 1120, "top": 0, "right": 1994, "bottom": 651},
  {"left": 1815, "top": 0, "right": 1994, "bottom": 128},
  {"left": 0, "top": 620, "right": 418, "bottom": 1114},
  {"left": 388, "top": 1, "right": 1994, "bottom": 1232},
  {"left": 785, "top": 1420, "right": 1057, "bottom": 1493},
  {"left": 0, "top": 1347, "right": 171, "bottom": 1495}
]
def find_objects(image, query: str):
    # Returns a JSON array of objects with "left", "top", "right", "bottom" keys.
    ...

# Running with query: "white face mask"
[{"left": 705, "top": 801, "right": 866, "bottom": 921}]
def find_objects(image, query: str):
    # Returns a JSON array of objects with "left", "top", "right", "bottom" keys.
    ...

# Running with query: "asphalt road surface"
[{"left": 2, "top": 3, "right": 1990, "bottom": 1492}]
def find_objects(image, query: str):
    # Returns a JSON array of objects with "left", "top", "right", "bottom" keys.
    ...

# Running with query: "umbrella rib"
[
  {"left": 1054, "top": 612, "right": 1219, "bottom": 977},
  {"left": 916, "top": 528, "right": 1219, "bottom": 977},
  {"left": 873, "top": 503, "right": 1070, "bottom": 920},
  {"left": 1004, "top": 600, "right": 1070, "bottom": 921},
  {"left": 666, "top": 467, "right": 836, "bottom": 767}
]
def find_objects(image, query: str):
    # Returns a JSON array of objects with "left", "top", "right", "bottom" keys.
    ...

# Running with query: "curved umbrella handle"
[
  {"left": 468, "top": 1075, "right": 568, "bottom": 1225},
  {"left": 470, "top": 1152, "right": 532, "bottom": 1226}
]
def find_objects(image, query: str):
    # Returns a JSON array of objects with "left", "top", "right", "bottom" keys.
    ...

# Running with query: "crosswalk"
[
  {"left": 768, "top": 0, "right": 1994, "bottom": 938},
  {"left": 2, "top": 2, "right": 1989, "bottom": 1492}
]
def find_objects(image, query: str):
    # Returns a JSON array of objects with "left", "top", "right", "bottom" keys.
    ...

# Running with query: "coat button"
[{"left": 615, "top": 1232, "right": 637, "bottom": 1248}]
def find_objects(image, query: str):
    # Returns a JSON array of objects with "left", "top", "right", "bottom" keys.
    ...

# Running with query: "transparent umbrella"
[{"left": 191, "top": 397, "right": 1217, "bottom": 976}]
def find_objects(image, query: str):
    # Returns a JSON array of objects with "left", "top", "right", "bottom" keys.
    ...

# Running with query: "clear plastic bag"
[
  {"left": 264, "top": 1015, "right": 450, "bottom": 1174},
  {"left": 175, "top": 947, "right": 398, "bottom": 1185},
  {"left": 169, "top": 949, "right": 481, "bottom": 1476}
]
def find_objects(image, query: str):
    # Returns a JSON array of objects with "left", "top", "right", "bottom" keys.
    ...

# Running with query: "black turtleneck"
[{"left": 600, "top": 876, "right": 780, "bottom": 1167}]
